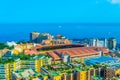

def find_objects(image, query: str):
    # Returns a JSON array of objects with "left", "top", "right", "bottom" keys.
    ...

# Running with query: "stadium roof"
[{"left": 47, "top": 47, "right": 109, "bottom": 60}]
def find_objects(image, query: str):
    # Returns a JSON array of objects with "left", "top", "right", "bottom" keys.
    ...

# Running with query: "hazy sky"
[{"left": 0, "top": 0, "right": 120, "bottom": 23}]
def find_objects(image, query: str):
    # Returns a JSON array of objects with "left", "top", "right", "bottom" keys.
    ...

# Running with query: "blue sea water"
[{"left": 0, "top": 23, "right": 120, "bottom": 43}]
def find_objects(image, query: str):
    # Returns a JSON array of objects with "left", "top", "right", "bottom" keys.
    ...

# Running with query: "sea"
[{"left": 0, "top": 23, "right": 120, "bottom": 43}]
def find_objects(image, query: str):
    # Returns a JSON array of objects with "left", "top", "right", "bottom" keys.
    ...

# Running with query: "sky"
[
  {"left": 0, "top": 0, "right": 120, "bottom": 42},
  {"left": 0, "top": 0, "right": 120, "bottom": 23}
]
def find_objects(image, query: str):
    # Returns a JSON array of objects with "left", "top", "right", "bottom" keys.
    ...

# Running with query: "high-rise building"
[
  {"left": 89, "top": 38, "right": 99, "bottom": 47},
  {"left": 76, "top": 70, "right": 87, "bottom": 80},
  {"left": 100, "top": 68, "right": 115, "bottom": 80},
  {"left": 13, "top": 59, "right": 21, "bottom": 71},
  {"left": 35, "top": 59, "right": 44, "bottom": 72},
  {"left": 0, "top": 63, "right": 13, "bottom": 80},
  {"left": 104, "top": 38, "right": 108, "bottom": 47},
  {"left": 98, "top": 38, "right": 108, "bottom": 47},
  {"left": 89, "top": 38, "right": 108, "bottom": 48},
  {"left": 30, "top": 32, "right": 40, "bottom": 43},
  {"left": 108, "top": 38, "right": 116, "bottom": 50}
]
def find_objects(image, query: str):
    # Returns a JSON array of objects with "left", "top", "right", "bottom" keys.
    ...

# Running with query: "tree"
[
  {"left": 0, "top": 43, "right": 8, "bottom": 50},
  {"left": 7, "top": 45, "right": 14, "bottom": 50},
  {"left": 0, "top": 43, "right": 14, "bottom": 50}
]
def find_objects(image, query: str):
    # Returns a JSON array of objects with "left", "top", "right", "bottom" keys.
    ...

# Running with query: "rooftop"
[
  {"left": 50, "top": 72, "right": 59, "bottom": 76},
  {"left": 42, "top": 63, "right": 74, "bottom": 75},
  {"left": 46, "top": 47, "right": 109, "bottom": 60},
  {"left": 85, "top": 56, "right": 119, "bottom": 66},
  {"left": 24, "top": 49, "right": 39, "bottom": 55},
  {"left": 92, "top": 76, "right": 104, "bottom": 80},
  {"left": 55, "top": 47, "right": 109, "bottom": 57},
  {"left": 46, "top": 51, "right": 60, "bottom": 60},
  {"left": 75, "top": 67, "right": 85, "bottom": 72},
  {"left": 13, "top": 69, "right": 36, "bottom": 78}
]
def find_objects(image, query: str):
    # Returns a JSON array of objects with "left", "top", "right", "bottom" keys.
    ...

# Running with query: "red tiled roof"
[
  {"left": 24, "top": 49, "right": 39, "bottom": 55},
  {"left": 91, "top": 47, "right": 109, "bottom": 54},
  {"left": 24, "top": 46, "right": 109, "bottom": 60},
  {"left": 54, "top": 47, "right": 109, "bottom": 58},
  {"left": 46, "top": 51, "right": 60, "bottom": 60}
]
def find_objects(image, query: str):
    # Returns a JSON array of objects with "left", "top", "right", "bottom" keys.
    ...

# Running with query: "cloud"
[{"left": 108, "top": 0, "right": 120, "bottom": 4}]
